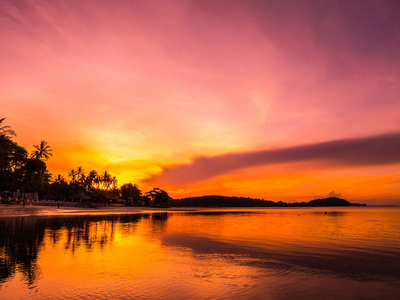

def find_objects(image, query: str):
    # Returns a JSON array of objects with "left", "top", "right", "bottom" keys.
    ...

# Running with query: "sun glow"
[{"left": 1, "top": 0, "right": 400, "bottom": 203}]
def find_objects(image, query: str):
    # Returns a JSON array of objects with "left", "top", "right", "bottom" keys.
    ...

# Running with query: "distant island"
[{"left": 170, "top": 196, "right": 365, "bottom": 207}]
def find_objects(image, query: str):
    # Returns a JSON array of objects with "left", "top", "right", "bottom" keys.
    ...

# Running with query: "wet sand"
[
  {"left": 0, "top": 203, "right": 378, "bottom": 218},
  {"left": 0, "top": 204, "right": 221, "bottom": 217},
  {"left": 0, "top": 204, "right": 176, "bottom": 217}
]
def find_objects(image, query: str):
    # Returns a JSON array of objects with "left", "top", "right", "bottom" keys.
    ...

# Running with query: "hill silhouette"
[{"left": 170, "top": 196, "right": 364, "bottom": 207}]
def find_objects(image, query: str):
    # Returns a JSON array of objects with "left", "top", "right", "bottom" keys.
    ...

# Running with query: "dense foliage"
[
  {"left": 170, "top": 196, "right": 362, "bottom": 207},
  {"left": 0, "top": 118, "right": 170, "bottom": 206}
]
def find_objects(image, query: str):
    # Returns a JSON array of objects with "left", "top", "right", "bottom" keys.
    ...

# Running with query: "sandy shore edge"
[{"left": 0, "top": 204, "right": 206, "bottom": 217}]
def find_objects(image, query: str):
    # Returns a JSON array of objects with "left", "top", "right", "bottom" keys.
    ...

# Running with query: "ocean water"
[{"left": 0, "top": 207, "right": 399, "bottom": 299}]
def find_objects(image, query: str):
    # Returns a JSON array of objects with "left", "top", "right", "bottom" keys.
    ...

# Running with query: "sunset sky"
[{"left": 1, "top": 0, "right": 400, "bottom": 204}]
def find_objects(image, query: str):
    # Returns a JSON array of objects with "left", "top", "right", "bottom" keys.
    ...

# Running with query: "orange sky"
[{"left": 1, "top": 0, "right": 400, "bottom": 204}]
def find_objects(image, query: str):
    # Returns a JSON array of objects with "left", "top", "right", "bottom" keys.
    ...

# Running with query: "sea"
[{"left": 0, "top": 207, "right": 399, "bottom": 299}]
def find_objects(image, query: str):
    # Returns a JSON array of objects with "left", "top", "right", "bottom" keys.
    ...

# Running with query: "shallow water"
[{"left": 0, "top": 207, "right": 399, "bottom": 299}]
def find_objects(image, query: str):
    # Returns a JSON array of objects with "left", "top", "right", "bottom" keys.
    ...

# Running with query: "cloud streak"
[{"left": 148, "top": 133, "right": 400, "bottom": 185}]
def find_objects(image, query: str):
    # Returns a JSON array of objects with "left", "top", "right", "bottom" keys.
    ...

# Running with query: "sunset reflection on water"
[{"left": 1, "top": 208, "right": 399, "bottom": 299}]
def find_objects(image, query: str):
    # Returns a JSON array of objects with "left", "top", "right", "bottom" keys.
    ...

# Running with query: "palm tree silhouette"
[
  {"left": 31, "top": 141, "right": 52, "bottom": 160},
  {"left": 0, "top": 118, "right": 21, "bottom": 173},
  {"left": 101, "top": 171, "right": 112, "bottom": 190},
  {"left": 93, "top": 172, "right": 101, "bottom": 189},
  {"left": 0, "top": 118, "right": 16, "bottom": 138},
  {"left": 75, "top": 166, "right": 86, "bottom": 184},
  {"left": 68, "top": 169, "right": 77, "bottom": 182},
  {"left": 53, "top": 174, "right": 66, "bottom": 184},
  {"left": 110, "top": 176, "right": 118, "bottom": 190},
  {"left": 86, "top": 170, "right": 98, "bottom": 190}
]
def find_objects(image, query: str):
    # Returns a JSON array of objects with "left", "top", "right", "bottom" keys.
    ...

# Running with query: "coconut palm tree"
[
  {"left": 0, "top": 118, "right": 16, "bottom": 138},
  {"left": 85, "top": 170, "right": 98, "bottom": 191},
  {"left": 0, "top": 120, "right": 26, "bottom": 191},
  {"left": 50, "top": 174, "right": 69, "bottom": 200},
  {"left": 101, "top": 171, "right": 112, "bottom": 190},
  {"left": 75, "top": 166, "right": 86, "bottom": 185},
  {"left": 68, "top": 169, "right": 77, "bottom": 182},
  {"left": 0, "top": 118, "right": 17, "bottom": 170},
  {"left": 53, "top": 174, "right": 66, "bottom": 184},
  {"left": 31, "top": 141, "right": 52, "bottom": 160},
  {"left": 21, "top": 158, "right": 51, "bottom": 194},
  {"left": 110, "top": 176, "right": 118, "bottom": 190},
  {"left": 93, "top": 172, "right": 101, "bottom": 189}
]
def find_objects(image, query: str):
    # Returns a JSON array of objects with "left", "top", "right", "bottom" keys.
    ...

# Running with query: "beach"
[
  {"left": 0, "top": 203, "right": 173, "bottom": 218},
  {"left": 0, "top": 203, "right": 233, "bottom": 218}
]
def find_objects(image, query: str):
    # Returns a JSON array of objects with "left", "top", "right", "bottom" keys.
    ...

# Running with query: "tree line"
[
  {"left": 0, "top": 118, "right": 170, "bottom": 207},
  {"left": 171, "top": 195, "right": 363, "bottom": 207}
]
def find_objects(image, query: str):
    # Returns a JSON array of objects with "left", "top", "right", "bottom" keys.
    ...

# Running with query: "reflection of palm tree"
[
  {"left": 31, "top": 141, "right": 52, "bottom": 160},
  {"left": 0, "top": 217, "right": 45, "bottom": 287}
]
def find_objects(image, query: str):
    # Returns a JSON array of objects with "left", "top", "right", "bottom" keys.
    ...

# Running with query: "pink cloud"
[{"left": 148, "top": 133, "right": 400, "bottom": 185}]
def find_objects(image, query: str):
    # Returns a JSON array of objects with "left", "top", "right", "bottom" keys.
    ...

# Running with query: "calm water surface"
[{"left": 1, "top": 207, "right": 399, "bottom": 299}]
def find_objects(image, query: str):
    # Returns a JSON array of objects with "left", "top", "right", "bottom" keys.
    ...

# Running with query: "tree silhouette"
[
  {"left": 76, "top": 166, "right": 86, "bottom": 184},
  {"left": 85, "top": 170, "right": 98, "bottom": 190},
  {"left": 21, "top": 158, "right": 51, "bottom": 194},
  {"left": 53, "top": 174, "right": 66, "bottom": 184},
  {"left": 31, "top": 141, "right": 52, "bottom": 160},
  {"left": 68, "top": 169, "right": 77, "bottom": 182},
  {"left": 0, "top": 118, "right": 16, "bottom": 138},
  {"left": 110, "top": 176, "right": 118, "bottom": 190},
  {"left": 120, "top": 183, "right": 142, "bottom": 205},
  {"left": 0, "top": 118, "right": 177, "bottom": 205},
  {"left": 146, "top": 188, "right": 171, "bottom": 207},
  {"left": 101, "top": 171, "right": 112, "bottom": 190},
  {"left": 0, "top": 118, "right": 20, "bottom": 172}
]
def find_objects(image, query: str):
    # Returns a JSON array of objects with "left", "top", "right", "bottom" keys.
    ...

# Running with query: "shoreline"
[
  {"left": 0, "top": 203, "right": 393, "bottom": 218},
  {"left": 0, "top": 204, "right": 177, "bottom": 218}
]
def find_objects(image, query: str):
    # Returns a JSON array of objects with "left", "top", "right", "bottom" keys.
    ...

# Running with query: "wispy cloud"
[{"left": 148, "top": 133, "right": 400, "bottom": 185}]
